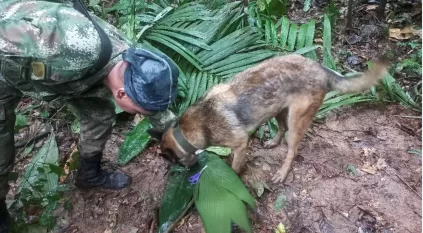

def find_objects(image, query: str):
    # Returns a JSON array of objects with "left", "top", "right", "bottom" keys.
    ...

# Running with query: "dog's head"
[{"left": 148, "top": 127, "right": 198, "bottom": 167}]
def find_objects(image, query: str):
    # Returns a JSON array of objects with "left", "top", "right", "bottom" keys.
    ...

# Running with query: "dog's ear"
[{"left": 147, "top": 128, "right": 164, "bottom": 141}]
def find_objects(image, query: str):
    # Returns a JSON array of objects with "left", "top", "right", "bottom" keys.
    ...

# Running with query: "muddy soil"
[{"left": 47, "top": 102, "right": 421, "bottom": 233}]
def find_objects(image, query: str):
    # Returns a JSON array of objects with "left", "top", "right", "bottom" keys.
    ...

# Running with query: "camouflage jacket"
[{"left": 0, "top": 0, "right": 135, "bottom": 101}]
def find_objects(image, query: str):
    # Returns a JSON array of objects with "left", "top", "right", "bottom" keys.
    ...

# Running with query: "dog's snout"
[{"left": 180, "top": 154, "right": 197, "bottom": 167}]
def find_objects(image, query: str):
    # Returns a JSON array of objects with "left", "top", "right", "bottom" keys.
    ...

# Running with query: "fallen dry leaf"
[
  {"left": 314, "top": 38, "right": 323, "bottom": 43},
  {"left": 353, "top": 137, "right": 362, "bottom": 142},
  {"left": 375, "top": 158, "right": 387, "bottom": 170},
  {"left": 361, "top": 162, "right": 377, "bottom": 175},
  {"left": 366, "top": 5, "right": 378, "bottom": 10},
  {"left": 389, "top": 27, "right": 422, "bottom": 40},
  {"left": 361, "top": 147, "right": 376, "bottom": 157},
  {"left": 60, "top": 142, "right": 78, "bottom": 183},
  {"left": 262, "top": 163, "right": 271, "bottom": 171}
]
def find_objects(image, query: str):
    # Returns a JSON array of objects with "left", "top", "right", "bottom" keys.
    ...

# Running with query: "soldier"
[{"left": 0, "top": 0, "right": 179, "bottom": 231}]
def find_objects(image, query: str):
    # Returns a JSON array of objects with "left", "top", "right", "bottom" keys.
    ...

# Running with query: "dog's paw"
[
  {"left": 263, "top": 140, "right": 279, "bottom": 149},
  {"left": 271, "top": 169, "right": 288, "bottom": 183}
]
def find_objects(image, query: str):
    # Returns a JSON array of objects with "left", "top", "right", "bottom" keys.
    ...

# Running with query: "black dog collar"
[{"left": 172, "top": 126, "right": 198, "bottom": 154}]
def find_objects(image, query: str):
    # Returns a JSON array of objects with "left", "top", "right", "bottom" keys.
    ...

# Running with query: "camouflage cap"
[{"left": 122, "top": 48, "right": 179, "bottom": 112}]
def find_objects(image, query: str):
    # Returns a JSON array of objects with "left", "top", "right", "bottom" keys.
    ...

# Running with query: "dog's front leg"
[{"left": 231, "top": 137, "right": 249, "bottom": 174}]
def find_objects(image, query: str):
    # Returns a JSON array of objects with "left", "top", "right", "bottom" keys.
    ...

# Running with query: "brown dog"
[{"left": 151, "top": 54, "right": 389, "bottom": 183}]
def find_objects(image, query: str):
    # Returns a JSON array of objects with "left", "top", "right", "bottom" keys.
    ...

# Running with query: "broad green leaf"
[
  {"left": 294, "top": 45, "right": 322, "bottom": 55},
  {"left": 145, "top": 34, "right": 203, "bottom": 71},
  {"left": 195, "top": 173, "right": 231, "bottom": 233},
  {"left": 265, "top": 19, "right": 272, "bottom": 43},
  {"left": 151, "top": 29, "right": 212, "bottom": 50},
  {"left": 201, "top": 32, "right": 262, "bottom": 66},
  {"left": 287, "top": 23, "right": 298, "bottom": 51},
  {"left": 18, "top": 131, "right": 59, "bottom": 199},
  {"left": 296, "top": 24, "right": 308, "bottom": 49},
  {"left": 194, "top": 152, "right": 256, "bottom": 233},
  {"left": 205, "top": 146, "right": 232, "bottom": 156},
  {"left": 271, "top": 18, "right": 278, "bottom": 47},
  {"left": 317, "top": 95, "right": 374, "bottom": 118},
  {"left": 279, "top": 16, "right": 290, "bottom": 49},
  {"left": 323, "top": 14, "right": 336, "bottom": 69},
  {"left": 22, "top": 142, "right": 35, "bottom": 157},
  {"left": 203, "top": 153, "right": 256, "bottom": 208},
  {"left": 197, "top": 72, "right": 209, "bottom": 99},
  {"left": 14, "top": 114, "right": 28, "bottom": 132},
  {"left": 190, "top": 71, "right": 203, "bottom": 106},
  {"left": 158, "top": 161, "right": 206, "bottom": 233},
  {"left": 153, "top": 25, "right": 207, "bottom": 39},
  {"left": 304, "top": 19, "right": 317, "bottom": 60},
  {"left": 206, "top": 51, "right": 276, "bottom": 73},
  {"left": 118, "top": 118, "right": 151, "bottom": 166}
]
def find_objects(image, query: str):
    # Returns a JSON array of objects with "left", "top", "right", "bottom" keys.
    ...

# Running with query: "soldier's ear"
[{"left": 147, "top": 128, "right": 164, "bottom": 141}]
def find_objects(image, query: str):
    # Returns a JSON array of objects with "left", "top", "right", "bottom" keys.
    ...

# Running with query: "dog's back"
[{"left": 179, "top": 54, "right": 388, "bottom": 144}]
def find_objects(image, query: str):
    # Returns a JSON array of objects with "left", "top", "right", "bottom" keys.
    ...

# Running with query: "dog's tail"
[{"left": 325, "top": 58, "right": 390, "bottom": 94}]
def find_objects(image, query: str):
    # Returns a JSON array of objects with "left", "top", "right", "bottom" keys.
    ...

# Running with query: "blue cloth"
[{"left": 122, "top": 48, "right": 179, "bottom": 112}]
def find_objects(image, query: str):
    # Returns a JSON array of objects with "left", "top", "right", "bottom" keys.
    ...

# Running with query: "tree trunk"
[
  {"left": 378, "top": 0, "right": 387, "bottom": 21},
  {"left": 346, "top": 0, "right": 354, "bottom": 29}
]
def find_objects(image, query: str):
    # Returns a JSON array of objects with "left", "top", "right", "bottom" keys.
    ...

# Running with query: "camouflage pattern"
[
  {"left": 0, "top": 0, "right": 134, "bottom": 101},
  {"left": 0, "top": 0, "right": 178, "bottom": 199}
]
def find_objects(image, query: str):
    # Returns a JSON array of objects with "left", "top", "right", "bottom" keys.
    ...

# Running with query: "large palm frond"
[{"left": 108, "top": 1, "right": 278, "bottom": 115}]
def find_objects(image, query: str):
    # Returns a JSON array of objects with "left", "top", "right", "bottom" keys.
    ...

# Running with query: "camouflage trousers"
[{"left": 0, "top": 79, "right": 116, "bottom": 200}]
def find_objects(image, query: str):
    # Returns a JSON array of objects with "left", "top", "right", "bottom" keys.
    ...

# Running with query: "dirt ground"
[
  {"left": 5, "top": 0, "right": 422, "bottom": 233},
  {"left": 46, "top": 102, "right": 421, "bottom": 233}
]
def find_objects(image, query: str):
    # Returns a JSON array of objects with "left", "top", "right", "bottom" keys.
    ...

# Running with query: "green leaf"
[
  {"left": 346, "top": 164, "right": 359, "bottom": 176},
  {"left": 287, "top": 23, "right": 298, "bottom": 51},
  {"left": 279, "top": 16, "right": 290, "bottom": 49},
  {"left": 64, "top": 200, "right": 73, "bottom": 212},
  {"left": 317, "top": 94, "right": 374, "bottom": 118},
  {"left": 71, "top": 119, "right": 80, "bottom": 134},
  {"left": 27, "top": 225, "right": 48, "bottom": 233},
  {"left": 267, "top": 118, "right": 278, "bottom": 139},
  {"left": 145, "top": 33, "right": 203, "bottom": 71},
  {"left": 194, "top": 152, "right": 256, "bottom": 233},
  {"left": 274, "top": 194, "right": 286, "bottom": 211},
  {"left": 296, "top": 23, "right": 308, "bottom": 49},
  {"left": 14, "top": 114, "right": 28, "bottom": 132},
  {"left": 48, "top": 164, "right": 65, "bottom": 176},
  {"left": 189, "top": 71, "right": 203, "bottom": 106},
  {"left": 294, "top": 45, "right": 322, "bottom": 55},
  {"left": 158, "top": 163, "right": 203, "bottom": 233},
  {"left": 303, "top": 0, "right": 312, "bottom": 12},
  {"left": 118, "top": 118, "right": 151, "bottom": 166},
  {"left": 265, "top": 19, "right": 272, "bottom": 43},
  {"left": 23, "top": 142, "right": 35, "bottom": 157},
  {"left": 323, "top": 14, "right": 336, "bottom": 69},
  {"left": 205, "top": 146, "right": 232, "bottom": 156},
  {"left": 40, "top": 110, "right": 49, "bottom": 119},
  {"left": 18, "top": 132, "right": 59, "bottom": 199},
  {"left": 304, "top": 19, "right": 317, "bottom": 60},
  {"left": 151, "top": 29, "right": 212, "bottom": 50}
]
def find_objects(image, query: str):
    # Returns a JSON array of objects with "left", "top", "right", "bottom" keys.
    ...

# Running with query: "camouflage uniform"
[{"left": 0, "top": 0, "right": 176, "bottom": 200}]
